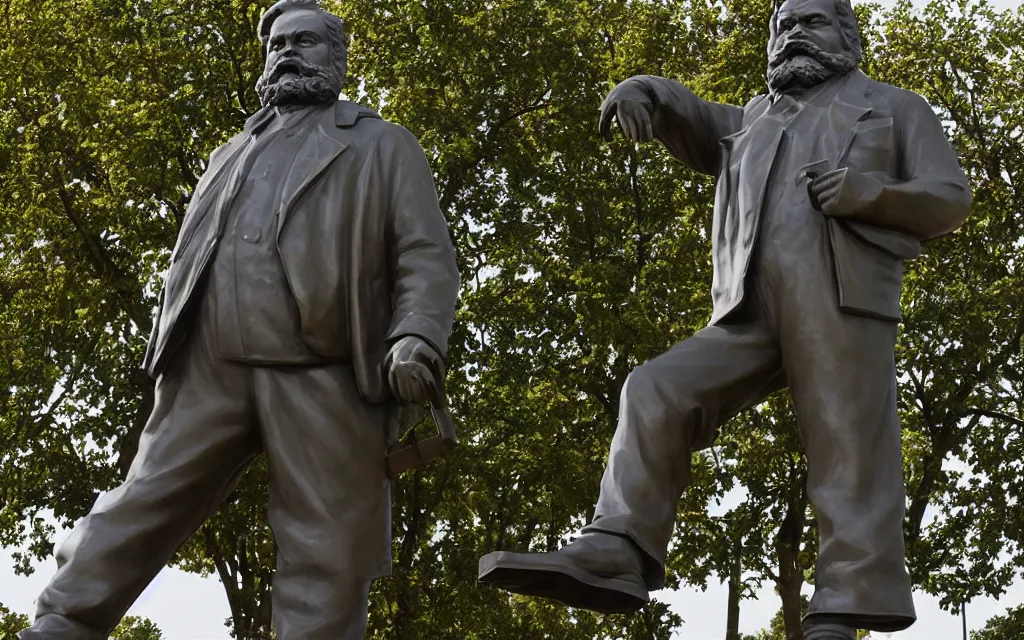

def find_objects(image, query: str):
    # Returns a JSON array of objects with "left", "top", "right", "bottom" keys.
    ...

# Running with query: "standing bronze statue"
[
  {"left": 479, "top": 0, "right": 971, "bottom": 638},
  {"left": 18, "top": 1, "right": 459, "bottom": 639}
]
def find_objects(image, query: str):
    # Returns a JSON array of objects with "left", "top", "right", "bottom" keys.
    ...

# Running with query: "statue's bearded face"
[
  {"left": 767, "top": 0, "right": 858, "bottom": 95},
  {"left": 256, "top": 9, "right": 340, "bottom": 108}
]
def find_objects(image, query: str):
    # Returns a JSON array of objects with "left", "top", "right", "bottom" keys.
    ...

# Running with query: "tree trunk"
[
  {"left": 204, "top": 524, "right": 275, "bottom": 640},
  {"left": 389, "top": 470, "right": 424, "bottom": 640},
  {"left": 778, "top": 572, "right": 804, "bottom": 640},
  {"left": 776, "top": 470, "right": 809, "bottom": 640},
  {"left": 725, "top": 532, "right": 743, "bottom": 640}
]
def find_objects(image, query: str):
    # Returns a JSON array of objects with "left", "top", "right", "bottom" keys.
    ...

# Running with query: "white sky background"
[{"left": 3, "top": 0, "right": 1023, "bottom": 637}]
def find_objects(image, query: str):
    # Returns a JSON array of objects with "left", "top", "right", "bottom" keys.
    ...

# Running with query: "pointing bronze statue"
[{"left": 479, "top": 0, "right": 971, "bottom": 638}]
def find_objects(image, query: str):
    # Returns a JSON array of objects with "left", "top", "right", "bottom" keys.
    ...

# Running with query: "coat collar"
[
  {"left": 204, "top": 100, "right": 383, "bottom": 238},
  {"left": 335, "top": 100, "right": 382, "bottom": 127},
  {"left": 741, "top": 70, "right": 875, "bottom": 163},
  {"left": 242, "top": 99, "right": 382, "bottom": 133},
  {"left": 762, "top": 69, "right": 874, "bottom": 110},
  {"left": 827, "top": 69, "right": 875, "bottom": 131},
  {"left": 243, "top": 106, "right": 275, "bottom": 136},
  {"left": 275, "top": 101, "right": 382, "bottom": 236}
]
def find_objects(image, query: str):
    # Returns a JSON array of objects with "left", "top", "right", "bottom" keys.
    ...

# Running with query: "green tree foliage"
[
  {"left": 110, "top": 616, "right": 165, "bottom": 640},
  {"left": 1, "top": 0, "right": 1023, "bottom": 639},
  {"left": 0, "top": 603, "right": 31, "bottom": 638},
  {"left": 972, "top": 604, "right": 1024, "bottom": 640}
]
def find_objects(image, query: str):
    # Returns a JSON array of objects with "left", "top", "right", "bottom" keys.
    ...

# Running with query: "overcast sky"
[{"left": 3, "top": 0, "right": 1022, "bottom": 637}]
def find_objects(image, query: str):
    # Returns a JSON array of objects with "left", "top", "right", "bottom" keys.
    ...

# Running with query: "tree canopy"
[
  {"left": 1, "top": 0, "right": 1022, "bottom": 639},
  {"left": 972, "top": 604, "right": 1024, "bottom": 640},
  {"left": 110, "top": 616, "right": 165, "bottom": 640}
]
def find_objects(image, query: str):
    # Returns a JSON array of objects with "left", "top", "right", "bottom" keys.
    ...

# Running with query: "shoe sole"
[{"left": 477, "top": 551, "right": 649, "bottom": 614}]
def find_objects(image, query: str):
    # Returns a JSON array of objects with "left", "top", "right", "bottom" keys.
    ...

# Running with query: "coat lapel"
[
  {"left": 827, "top": 71, "right": 874, "bottom": 164},
  {"left": 720, "top": 95, "right": 787, "bottom": 224},
  {"left": 170, "top": 134, "right": 247, "bottom": 260},
  {"left": 190, "top": 106, "right": 274, "bottom": 209},
  {"left": 277, "top": 109, "right": 350, "bottom": 237},
  {"left": 198, "top": 137, "right": 246, "bottom": 197}
]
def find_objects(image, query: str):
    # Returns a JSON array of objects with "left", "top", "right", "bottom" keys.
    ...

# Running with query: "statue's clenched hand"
[
  {"left": 599, "top": 96, "right": 655, "bottom": 143},
  {"left": 385, "top": 336, "right": 445, "bottom": 406},
  {"left": 807, "top": 167, "right": 884, "bottom": 218}
]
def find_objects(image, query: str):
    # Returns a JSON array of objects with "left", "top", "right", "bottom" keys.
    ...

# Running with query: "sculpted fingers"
[
  {"left": 617, "top": 101, "right": 654, "bottom": 142},
  {"left": 386, "top": 336, "right": 447, "bottom": 405},
  {"left": 388, "top": 360, "right": 403, "bottom": 400},
  {"left": 809, "top": 169, "right": 847, "bottom": 213},
  {"left": 390, "top": 362, "right": 430, "bottom": 405},
  {"left": 608, "top": 103, "right": 634, "bottom": 140},
  {"left": 422, "top": 347, "right": 446, "bottom": 382},
  {"left": 408, "top": 363, "right": 431, "bottom": 405},
  {"left": 620, "top": 101, "right": 654, "bottom": 142},
  {"left": 816, "top": 170, "right": 846, "bottom": 191},
  {"left": 816, "top": 182, "right": 842, "bottom": 208},
  {"left": 598, "top": 100, "right": 654, "bottom": 142},
  {"left": 599, "top": 101, "right": 618, "bottom": 141}
]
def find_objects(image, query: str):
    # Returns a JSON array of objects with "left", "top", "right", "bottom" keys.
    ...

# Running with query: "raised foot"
[{"left": 478, "top": 549, "right": 649, "bottom": 614}]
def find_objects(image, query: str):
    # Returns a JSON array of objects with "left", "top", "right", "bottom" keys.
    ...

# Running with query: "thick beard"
[
  {"left": 767, "top": 40, "right": 857, "bottom": 95},
  {"left": 256, "top": 62, "right": 340, "bottom": 108}
]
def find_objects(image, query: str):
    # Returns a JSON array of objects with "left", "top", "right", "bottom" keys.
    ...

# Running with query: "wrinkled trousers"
[
  {"left": 584, "top": 242, "right": 916, "bottom": 632},
  {"left": 19, "top": 296, "right": 391, "bottom": 640}
]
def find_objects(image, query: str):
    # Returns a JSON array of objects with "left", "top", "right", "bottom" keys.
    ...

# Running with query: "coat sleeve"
[
  {"left": 383, "top": 126, "right": 460, "bottom": 360},
  {"left": 604, "top": 75, "right": 744, "bottom": 175},
  {"left": 853, "top": 91, "right": 972, "bottom": 240}
]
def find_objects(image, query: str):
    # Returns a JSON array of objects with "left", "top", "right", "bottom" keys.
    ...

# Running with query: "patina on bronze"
[
  {"left": 479, "top": 0, "right": 971, "bottom": 637},
  {"left": 18, "top": 1, "right": 459, "bottom": 639}
]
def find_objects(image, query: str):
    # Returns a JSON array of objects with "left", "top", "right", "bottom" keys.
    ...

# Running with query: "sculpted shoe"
[{"left": 478, "top": 531, "right": 649, "bottom": 614}]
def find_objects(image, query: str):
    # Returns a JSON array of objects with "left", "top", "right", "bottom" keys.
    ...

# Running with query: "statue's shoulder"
[
  {"left": 334, "top": 100, "right": 384, "bottom": 128},
  {"left": 738, "top": 93, "right": 769, "bottom": 125},
  {"left": 332, "top": 101, "right": 414, "bottom": 141},
  {"left": 848, "top": 71, "right": 919, "bottom": 110},
  {"left": 743, "top": 93, "right": 769, "bottom": 112},
  {"left": 207, "top": 130, "right": 247, "bottom": 165},
  {"left": 331, "top": 101, "right": 430, "bottom": 159}
]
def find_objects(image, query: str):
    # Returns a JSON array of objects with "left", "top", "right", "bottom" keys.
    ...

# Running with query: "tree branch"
[
  {"left": 51, "top": 164, "right": 151, "bottom": 333},
  {"left": 960, "top": 408, "right": 1024, "bottom": 431}
]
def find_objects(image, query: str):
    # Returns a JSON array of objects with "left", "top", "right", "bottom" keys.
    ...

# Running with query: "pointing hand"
[{"left": 599, "top": 99, "right": 655, "bottom": 142}]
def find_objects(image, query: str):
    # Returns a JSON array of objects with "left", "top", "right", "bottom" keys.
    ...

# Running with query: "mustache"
[
  {"left": 265, "top": 57, "right": 325, "bottom": 84},
  {"left": 769, "top": 38, "right": 828, "bottom": 68},
  {"left": 256, "top": 60, "right": 339, "bottom": 108},
  {"left": 766, "top": 37, "right": 857, "bottom": 94}
]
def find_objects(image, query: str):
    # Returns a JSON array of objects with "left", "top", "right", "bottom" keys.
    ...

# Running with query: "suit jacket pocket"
[
  {"left": 842, "top": 117, "right": 894, "bottom": 174},
  {"left": 841, "top": 218, "right": 921, "bottom": 259},
  {"left": 827, "top": 217, "right": 908, "bottom": 322}
]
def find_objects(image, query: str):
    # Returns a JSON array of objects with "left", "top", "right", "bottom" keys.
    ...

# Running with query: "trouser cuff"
[
  {"left": 17, "top": 613, "right": 105, "bottom": 640},
  {"left": 581, "top": 519, "right": 666, "bottom": 591},
  {"left": 803, "top": 621, "right": 856, "bottom": 640}
]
